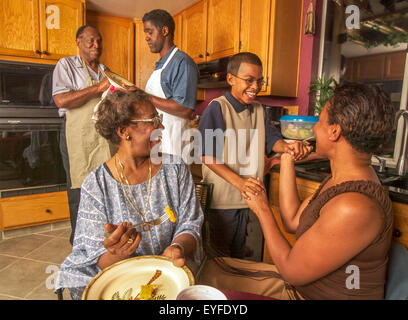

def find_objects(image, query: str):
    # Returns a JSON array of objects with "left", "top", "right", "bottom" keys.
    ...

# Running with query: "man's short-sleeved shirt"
[
  {"left": 154, "top": 46, "right": 199, "bottom": 110},
  {"left": 52, "top": 55, "right": 107, "bottom": 117},
  {"left": 198, "top": 91, "right": 282, "bottom": 158}
]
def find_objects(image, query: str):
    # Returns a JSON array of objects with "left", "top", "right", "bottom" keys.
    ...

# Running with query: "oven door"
[{"left": 0, "top": 109, "right": 66, "bottom": 198}]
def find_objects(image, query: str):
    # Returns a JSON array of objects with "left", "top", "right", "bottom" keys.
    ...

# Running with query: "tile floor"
[
  {"left": 0, "top": 223, "right": 73, "bottom": 300},
  {"left": 0, "top": 215, "right": 263, "bottom": 301}
]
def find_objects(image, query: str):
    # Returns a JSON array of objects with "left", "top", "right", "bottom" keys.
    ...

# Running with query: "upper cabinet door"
[
  {"left": 0, "top": 0, "right": 41, "bottom": 58},
  {"left": 134, "top": 20, "right": 158, "bottom": 90},
  {"left": 240, "top": 0, "right": 271, "bottom": 94},
  {"left": 39, "top": 0, "right": 84, "bottom": 60},
  {"left": 173, "top": 12, "right": 183, "bottom": 49},
  {"left": 384, "top": 51, "right": 406, "bottom": 81},
  {"left": 182, "top": 0, "right": 208, "bottom": 64},
  {"left": 87, "top": 11, "right": 135, "bottom": 82},
  {"left": 239, "top": 0, "right": 303, "bottom": 97},
  {"left": 206, "top": 0, "right": 241, "bottom": 61},
  {"left": 267, "top": 0, "right": 303, "bottom": 97}
]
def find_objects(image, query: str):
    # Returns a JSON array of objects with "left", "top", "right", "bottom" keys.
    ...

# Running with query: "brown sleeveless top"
[{"left": 294, "top": 176, "right": 393, "bottom": 300}]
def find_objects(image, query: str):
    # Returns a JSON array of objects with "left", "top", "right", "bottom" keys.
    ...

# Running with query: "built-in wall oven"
[{"left": 0, "top": 61, "right": 66, "bottom": 198}]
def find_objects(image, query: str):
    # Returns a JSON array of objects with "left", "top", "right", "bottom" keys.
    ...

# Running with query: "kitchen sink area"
[
  {"left": 383, "top": 177, "right": 408, "bottom": 190},
  {"left": 287, "top": 158, "right": 408, "bottom": 204}
]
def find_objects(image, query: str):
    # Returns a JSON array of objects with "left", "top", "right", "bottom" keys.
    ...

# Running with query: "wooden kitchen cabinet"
[
  {"left": 134, "top": 19, "right": 159, "bottom": 90},
  {"left": 87, "top": 11, "right": 134, "bottom": 82},
  {"left": 178, "top": 0, "right": 303, "bottom": 97},
  {"left": 240, "top": 0, "right": 271, "bottom": 93},
  {"left": 39, "top": 0, "right": 84, "bottom": 60},
  {"left": 0, "top": 0, "right": 41, "bottom": 59},
  {"left": 346, "top": 51, "right": 406, "bottom": 82},
  {"left": 384, "top": 51, "right": 407, "bottom": 81},
  {"left": 181, "top": 0, "right": 208, "bottom": 64},
  {"left": 240, "top": 0, "right": 304, "bottom": 97},
  {"left": 0, "top": 0, "right": 84, "bottom": 63},
  {"left": 263, "top": 171, "right": 408, "bottom": 264},
  {"left": 0, "top": 191, "right": 70, "bottom": 230},
  {"left": 181, "top": 0, "right": 240, "bottom": 64},
  {"left": 173, "top": 12, "right": 183, "bottom": 49},
  {"left": 206, "top": 0, "right": 241, "bottom": 61},
  {"left": 351, "top": 53, "right": 386, "bottom": 82}
]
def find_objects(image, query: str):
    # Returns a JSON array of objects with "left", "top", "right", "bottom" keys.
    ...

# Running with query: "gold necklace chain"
[{"left": 114, "top": 154, "right": 152, "bottom": 219}]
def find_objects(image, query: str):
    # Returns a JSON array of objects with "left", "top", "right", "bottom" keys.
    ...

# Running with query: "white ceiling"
[{"left": 86, "top": 0, "right": 198, "bottom": 19}]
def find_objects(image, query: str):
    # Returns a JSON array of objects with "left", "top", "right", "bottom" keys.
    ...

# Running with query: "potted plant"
[{"left": 309, "top": 73, "right": 337, "bottom": 116}]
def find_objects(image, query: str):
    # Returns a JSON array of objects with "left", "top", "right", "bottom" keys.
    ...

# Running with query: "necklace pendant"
[{"left": 142, "top": 223, "right": 150, "bottom": 232}]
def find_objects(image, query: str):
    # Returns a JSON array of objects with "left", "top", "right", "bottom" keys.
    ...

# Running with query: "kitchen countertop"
[{"left": 269, "top": 157, "right": 408, "bottom": 204}]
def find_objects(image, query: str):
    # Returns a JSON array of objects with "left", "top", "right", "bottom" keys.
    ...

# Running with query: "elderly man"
[
  {"left": 142, "top": 9, "right": 199, "bottom": 161},
  {"left": 52, "top": 25, "right": 113, "bottom": 245}
]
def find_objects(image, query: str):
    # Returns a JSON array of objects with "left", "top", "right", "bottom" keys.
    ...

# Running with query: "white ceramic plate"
[
  {"left": 82, "top": 255, "right": 195, "bottom": 300},
  {"left": 103, "top": 70, "right": 135, "bottom": 89}
]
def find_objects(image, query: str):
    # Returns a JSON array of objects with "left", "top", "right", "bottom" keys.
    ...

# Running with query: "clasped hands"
[
  {"left": 282, "top": 140, "right": 313, "bottom": 162},
  {"left": 103, "top": 222, "right": 185, "bottom": 267},
  {"left": 241, "top": 141, "right": 312, "bottom": 211}
]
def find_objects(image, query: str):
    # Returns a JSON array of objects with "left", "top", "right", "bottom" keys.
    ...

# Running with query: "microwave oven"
[{"left": 0, "top": 60, "right": 56, "bottom": 108}]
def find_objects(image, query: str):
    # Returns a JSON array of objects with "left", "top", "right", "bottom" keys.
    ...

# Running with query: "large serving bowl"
[{"left": 280, "top": 115, "right": 319, "bottom": 140}]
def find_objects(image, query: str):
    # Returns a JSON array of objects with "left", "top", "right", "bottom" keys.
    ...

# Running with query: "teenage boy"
[{"left": 198, "top": 52, "right": 312, "bottom": 259}]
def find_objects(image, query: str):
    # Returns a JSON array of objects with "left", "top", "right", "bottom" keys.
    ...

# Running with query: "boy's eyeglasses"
[
  {"left": 130, "top": 114, "right": 163, "bottom": 129},
  {"left": 231, "top": 74, "right": 265, "bottom": 87}
]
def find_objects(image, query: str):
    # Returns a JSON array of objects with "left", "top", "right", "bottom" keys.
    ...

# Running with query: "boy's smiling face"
[{"left": 227, "top": 62, "right": 263, "bottom": 105}]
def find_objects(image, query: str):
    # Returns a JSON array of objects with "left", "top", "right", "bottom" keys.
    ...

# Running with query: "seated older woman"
[
  {"left": 55, "top": 90, "right": 203, "bottom": 300},
  {"left": 199, "top": 83, "right": 396, "bottom": 300}
]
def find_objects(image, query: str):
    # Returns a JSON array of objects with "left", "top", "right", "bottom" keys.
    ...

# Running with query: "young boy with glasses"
[{"left": 198, "top": 52, "right": 312, "bottom": 260}]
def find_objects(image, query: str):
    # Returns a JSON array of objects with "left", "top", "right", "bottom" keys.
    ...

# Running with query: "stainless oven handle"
[{"left": 7, "top": 120, "right": 22, "bottom": 124}]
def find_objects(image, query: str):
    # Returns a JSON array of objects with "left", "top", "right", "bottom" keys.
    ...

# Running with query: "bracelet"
[{"left": 170, "top": 242, "right": 185, "bottom": 255}]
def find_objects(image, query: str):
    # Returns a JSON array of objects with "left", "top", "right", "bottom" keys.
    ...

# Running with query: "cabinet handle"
[
  {"left": 199, "top": 54, "right": 203, "bottom": 58},
  {"left": 42, "top": 51, "right": 49, "bottom": 55},
  {"left": 45, "top": 209, "right": 52, "bottom": 214},
  {"left": 205, "top": 52, "right": 210, "bottom": 57},
  {"left": 393, "top": 228, "right": 402, "bottom": 238},
  {"left": 35, "top": 50, "right": 41, "bottom": 55}
]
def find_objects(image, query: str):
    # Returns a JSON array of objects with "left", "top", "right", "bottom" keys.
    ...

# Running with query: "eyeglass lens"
[
  {"left": 247, "top": 78, "right": 265, "bottom": 86},
  {"left": 233, "top": 74, "right": 264, "bottom": 86}
]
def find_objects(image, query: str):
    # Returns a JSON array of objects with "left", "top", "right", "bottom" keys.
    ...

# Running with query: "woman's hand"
[
  {"left": 284, "top": 141, "right": 313, "bottom": 161},
  {"left": 162, "top": 244, "right": 185, "bottom": 268},
  {"left": 241, "top": 178, "right": 270, "bottom": 217},
  {"left": 103, "top": 222, "right": 141, "bottom": 260},
  {"left": 239, "top": 177, "right": 266, "bottom": 200},
  {"left": 280, "top": 152, "right": 296, "bottom": 164}
]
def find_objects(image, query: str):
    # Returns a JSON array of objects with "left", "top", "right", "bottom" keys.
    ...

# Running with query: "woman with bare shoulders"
[{"left": 199, "top": 83, "right": 396, "bottom": 300}]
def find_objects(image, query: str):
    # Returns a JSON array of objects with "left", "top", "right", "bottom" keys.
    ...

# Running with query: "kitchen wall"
[{"left": 195, "top": 0, "right": 322, "bottom": 116}]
